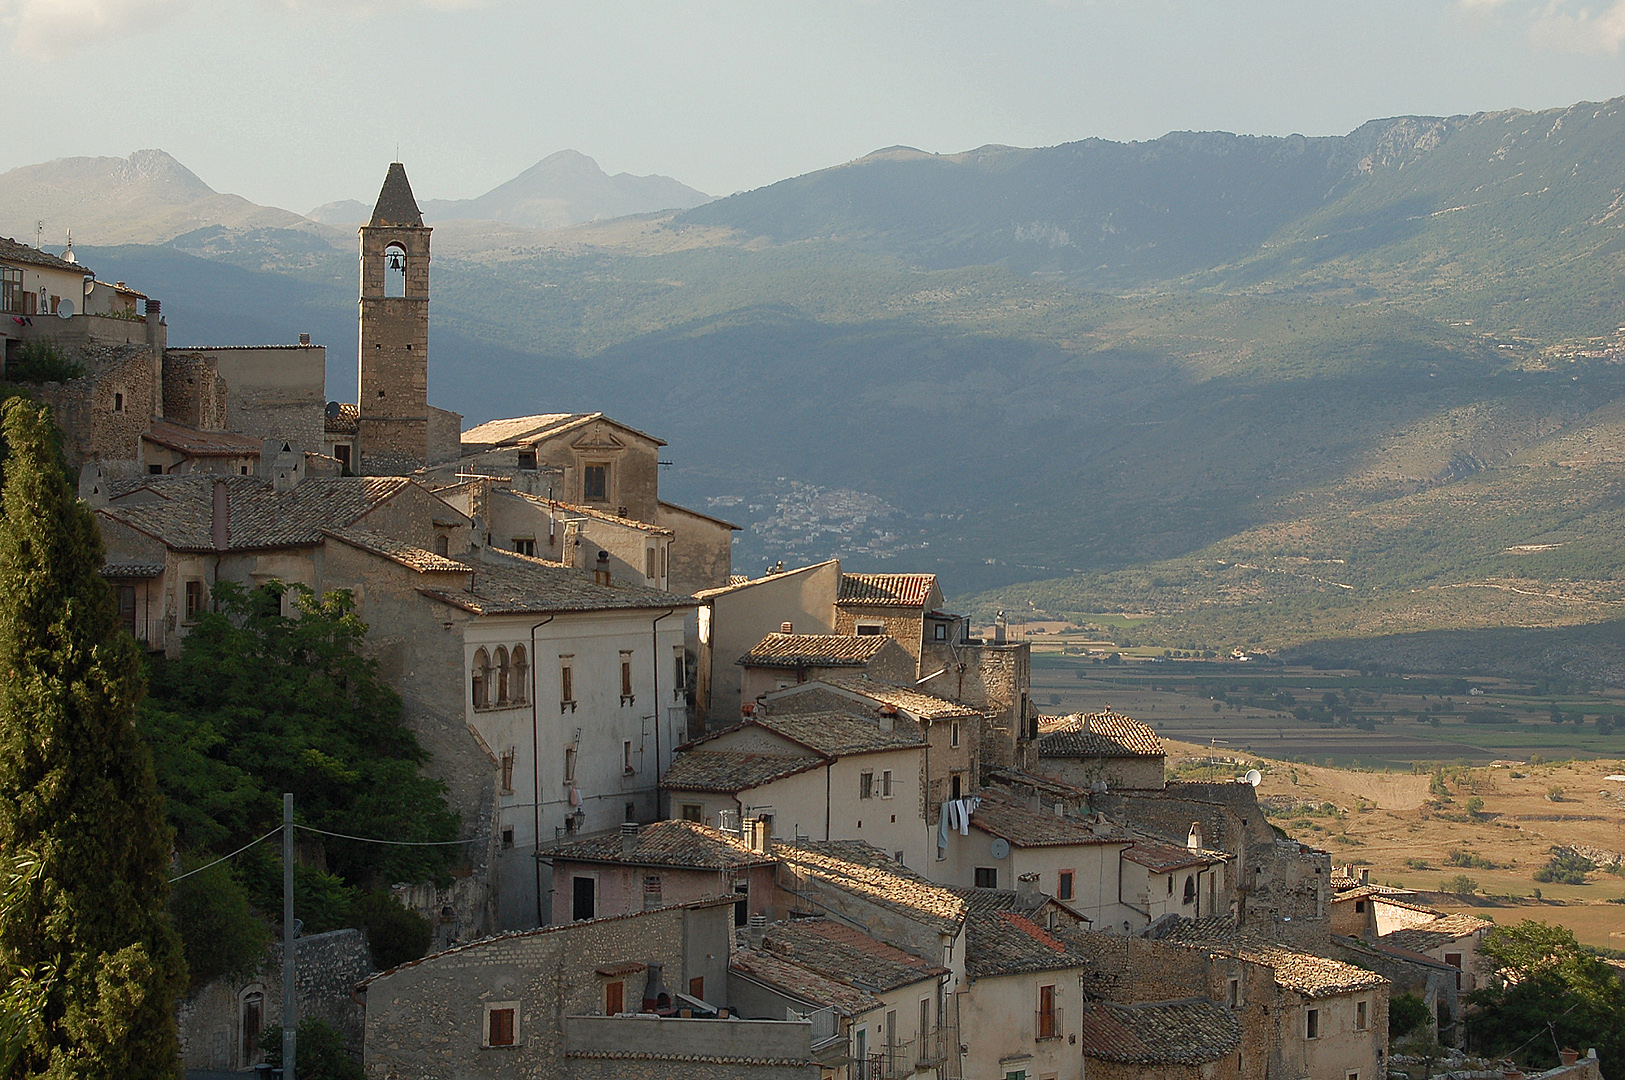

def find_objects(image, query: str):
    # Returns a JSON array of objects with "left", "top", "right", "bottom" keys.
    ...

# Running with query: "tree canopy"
[
  {"left": 1467, "top": 920, "right": 1625, "bottom": 1071},
  {"left": 0, "top": 398, "right": 185, "bottom": 1079}
]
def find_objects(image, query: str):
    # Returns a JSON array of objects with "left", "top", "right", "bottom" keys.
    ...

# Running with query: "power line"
[
  {"left": 293, "top": 823, "right": 479, "bottom": 847},
  {"left": 169, "top": 825, "right": 284, "bottom": 883}
]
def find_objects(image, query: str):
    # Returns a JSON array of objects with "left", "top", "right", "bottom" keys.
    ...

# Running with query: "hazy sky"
[{"left": 1, "top": 0, "right": 1623, "bottom": 212}]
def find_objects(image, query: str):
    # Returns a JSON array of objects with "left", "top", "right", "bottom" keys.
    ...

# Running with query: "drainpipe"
[
  {"left": 529, "top": 614, "right": 555, "bottom": 927},
  {"left": 825, "top": 762, "right": 832, "bottom": 840},
  {"left": 650, "top": 608, "right": 676, "bottom": 812}
]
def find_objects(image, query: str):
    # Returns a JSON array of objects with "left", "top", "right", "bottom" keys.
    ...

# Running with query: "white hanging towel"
[{"left": 938, "top": 803, "right": 951, "bottom": 850}]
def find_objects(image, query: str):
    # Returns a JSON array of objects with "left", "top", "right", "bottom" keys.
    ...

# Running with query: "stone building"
[
  {"left": 738, "top": 631, "right": 917, "bottom": 704},
  {"left": 663, "top": 711, "right": 930, "bottom": 867},
  {"left": 831, "top": 572, "right": 947, "bottom": 661},
  {"left": 1035, "top": 709, "right": 1167, "bottom": 792},
  {"left": 358, "top": 897, "right": 819, "bottom": 1080},
  {"left": 541, "top": 819, "right": 776, "bottom": 927}
]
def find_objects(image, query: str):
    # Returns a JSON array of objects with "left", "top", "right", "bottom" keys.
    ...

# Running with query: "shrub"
[
  {"left": 1442, "top": 874, "right": 1479, "bottom": 897},
  {"left": 1390, "top": 992, "right": 1430, "bottom": 1039},
  {"left": 352, "top": 890, "right": 432, "bottom": 971},
  {"left": 168, "top": 857, "right": 270, "bottom": 990},
  {"left": 3, "top": 339, "right": 84, "bottom": 384},
  {"left": 1465, "top": 796, "right": 1486, "bottom": 817},
  {"left": 1533, "top": 850, "right": 1596, "bottom": 885},
  {"left": 260, "top": 1019, "right": 363, "bottom": 1080},
  {"left": 1448, "top": 849, "right": 1497, "bottom": 870}
]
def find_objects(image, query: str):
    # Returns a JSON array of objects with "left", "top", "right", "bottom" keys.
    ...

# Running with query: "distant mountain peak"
[{"left": 122, "top": 148, "right": 212, "bottom": 192}]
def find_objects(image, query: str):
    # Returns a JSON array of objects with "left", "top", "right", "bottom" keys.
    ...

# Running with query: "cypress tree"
[{"left": 0, "top": 399, "right": 184, "bottom": 1078}]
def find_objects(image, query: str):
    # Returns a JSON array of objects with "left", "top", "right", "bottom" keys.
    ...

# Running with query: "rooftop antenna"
[{"left": 36, "top": 220, "right": 43, "bottom": 249}]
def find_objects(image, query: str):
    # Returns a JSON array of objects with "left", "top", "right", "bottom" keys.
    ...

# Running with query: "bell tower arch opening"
[{"left": 356, "top": 162, "right": 431, "bottom": 475}]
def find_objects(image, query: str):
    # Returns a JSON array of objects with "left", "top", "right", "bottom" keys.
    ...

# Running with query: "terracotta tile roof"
[
  {"left": 563, "top": 1049, "right": 813, "bottom": 1067},
  {"left": 949, "top": 887, "right": 1054, "bottom": 924},
  {"left": 1380, "top": 913, "right": 1493, "bottom": 954},
  {"left": 775, "top": 840, "right": 967, "bottom": 936},
  {"left": 760, "top": 918, "right": 947, "bottom": 994},
  {"left": 729, "top": 948, "right": 876, "bottom": 1015},
  {"left": 661, "top": 751, "right": 823, "bottom": 793},
  {"left": 97, "top": 475, "right": 413, "bottom": 552},
  {"left": 100, "top": 562, "right": 165, "bottom": 579},
  {"left": 739, "top": 632, "right": 893, "bottom": 668},
  {"left": 0, "top": 236, "right": 90, "bottom": 275},
  {"left": 510, "top": 492, "right": 671, "bottom": 535},
  {"left": 970, "top": 789, "right": 1126, "bottom": 848},
  {"left": 460, "top": 411, "right": 665, "bottom": 448},
  {"left": 1039, "top": 710, "right": 1164, "bottom": 758},
  {"left": 837, "top": 573, "right": 937, "bottom": 607},
  {"left": 544, "top": 820, "right": 773, "bottom": 870},
  {"left": 324, "top": 401, "right": 358, "bottom": 434},
  {"left": 964, "top": 908, "right": 1091, "bottom": 980},
  {"left": 750, "top": 711, "right": 925, "bottom": 756},
  {"left": 1157, "top": 919, "right": 1389, "bottom": 997},
  {"left": 1121, "top": 840, "right": 1228, "bottom": 873},
  {"left": 1330, "top": 886, "right": 1384, "bottom": 905},
  {"left": 1080, "top": 999, "right": 1241, "bottom": 1065},
  {"left": 818, "top": 676, "right": 981, "bottom": 720},
  {"left": 142, "top": 421, "right": 264, "bottom": 456},
  {"left": 421, "top": 547, "right": 697, "bottom": 615},
  {"left": 323, "top": 527, "right": 468, "bottom": 574},
  {"left": 692, "top": 559, "right": 839, "bottom": 600}
]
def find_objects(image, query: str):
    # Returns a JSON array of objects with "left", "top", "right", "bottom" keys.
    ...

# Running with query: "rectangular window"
[
  {"left": 935, "top": 623, "right": 947, "bottom": 640},
  {"left": 604, "top": 981, "right": 623, "bottom": 1015},
  {"left": 500, "top": 750, "right": 515, "bottom": 794},
  {"left": 116, "top": 584, "right": 137, "bottom": 636},
  {"left": 583, "top": 462, "right": 608, "bottom": 501},
  {"left": 560, "top": 661, "right": 574, "bottom": 711},
  {"left": 513, "top": 538, "right": 535, "bottom": 557},
  {"left": 1354, "top": 899, "right": 1366, "bottom": 912},
  {"left": 564, "top": 746, "right": 576, "bottom": 783},
  {"left": 572, "top": 876, "right": 595, "bottom": 921},
  {"left": 681, "top": 803, "right": 702, "bottom": 822},
  {"left": 645, "top": 547, "right": 656, "bottom": 580},
  {"left": 1445, "top": 953, "right": 1463, "bottom": 991},
  {"left": 1228, "top": 978, "right": 1240, "bottom": 1009},
  {"left": 184, "top": 579, "right": 205, "bottom": 621},
  {"left": 334, "top": 444, "right": 351, "bottom": 473},
  {"left": 485, "top": 1005, "right": 516, "bottom": 1047},
  {"left": 689, "top": 976, "right": 704, "bottom": 1000},
  {"left": 854, "top": 622, "right": 884, "bottom": 635},
  {"left": 880, "top": 769, "right": 894, "bottom": 798},
  {"left": 0, "top": 266, "right": 22, "bottom": 314},
  {"left": 660, "top": 545, "right": 667, "bottom": 578},
  {"left": 950, "top": 773, "right": 962, "bottom": 801},
  {"left": 860, "top": 771, "right": 874, "bottom": 799},
  {"left": 975, "top": 867, "right": 997, "bottom": 889},
  {"left": 673, "top": 646, "right": 686, "bottom": 692},
  {"left": 516, "top": 450, "right": 538, "bottom": 471},
  {"left": 950, "top": 721, "right": 960, "bottom": 748},
  {"left": 1306, "top": 1008, "right": 1319, "bottom": 1040},
  {"left": 1037, "top": 984, "right": 1058, "bottom": 1040},
  {"left": 501, "top": 826, "right": 514, "bottom": 848},
  {"left": 620, "top": 651, "right": 634, "bottom": 704},
  {"left": 1058, "top": 870, "right": 1074, "bottom": 901},
  {"left": 1356, "top": 1000, "right": 1367, "bottom": 1031},
  {"left": 113, "top": 392, "right": 124, "bottom": 413},
  {"left": 622, "top": 739, "right": 634, "bottom": 775}
]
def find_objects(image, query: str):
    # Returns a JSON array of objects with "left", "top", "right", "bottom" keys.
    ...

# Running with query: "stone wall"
[
  {"left": 655, "top": 502, "right": 735, "bottom": 597},
  {"left": 172, "top": 345, "right": 326, "bottom": 447},
  {"left": 161, "top": 351, "right": 228, "bottom": 430},
  {"left": 919, "top": 640, "right": 1032, "bottom": 774},
  {"left": 358, "top": 224, "right": 430, "bottom": 475},
  {"left": 176, "top": 928, "right": 374, "bottom": 1071},
  {"left": 361, "top": 900, "right": 735, "bottom": 1080}
]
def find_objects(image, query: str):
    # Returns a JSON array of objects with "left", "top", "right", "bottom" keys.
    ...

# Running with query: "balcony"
[
  {"left": 857, "top": 1040, "right": 913, "bottom": 1079},
  {"left": 916, "top": 1024, "right": 951, "bottom": 1067},
  {"left": 1035, "top": 1005, "right": 1064, "bottom": 1041}
]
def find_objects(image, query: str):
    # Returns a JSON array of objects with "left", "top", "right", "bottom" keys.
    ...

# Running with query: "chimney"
[
  {"left": 1188, "top": 822, "right": 1204, "bottom": 852},
  {"left": 753, "top": 818, "right": 772, "bottom": 854},
  {"left": 780, "top": 621, "right": 793, "bottom": 634},
  {"left": 298, "top": 332, "right": 311, "bottom": 346},
  {"left": 210, "top": 479, "right": 229, "bottom": 551},
  {"left": 1359, "top": 868, "right": 1369, "bottom": 886},
  {"left": 748, "top": 913, "right": 767, "bottom": 950},
  {"left": 641, "top": 961, "right": 670, "bottom": 1012},
  {"left": 144, "top": 297, "right": 163, "bottom": 351},
  {"left": 620, "top": 821, "right": 640, "bottom": 857},
  {"left": 593, "top": 550, "right": 612, "bottom": 586},
  {"left": 994, "top": 611, "right": 1007, "bottom": 645},
  {"left": 1016, "top": 871, "right": 1040, "bottom": 906}
]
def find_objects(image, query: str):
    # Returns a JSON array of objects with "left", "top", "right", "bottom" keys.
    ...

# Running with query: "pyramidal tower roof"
[{"left": 368, "top": 162, "right": 424, "bottom": 228}]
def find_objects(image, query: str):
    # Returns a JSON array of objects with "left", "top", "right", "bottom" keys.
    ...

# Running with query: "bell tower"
[{"left": 357, "top": 162, "right": 430, "bottom": 475}]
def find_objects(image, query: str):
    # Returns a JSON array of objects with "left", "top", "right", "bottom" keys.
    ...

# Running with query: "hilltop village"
[{"left": 0, "top": 167, "right": 1595, "bottom": 1080}]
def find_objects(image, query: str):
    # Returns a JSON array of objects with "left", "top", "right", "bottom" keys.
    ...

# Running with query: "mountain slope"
[{"left": 0, "top": 150, "right": 324, "bottom": 246}]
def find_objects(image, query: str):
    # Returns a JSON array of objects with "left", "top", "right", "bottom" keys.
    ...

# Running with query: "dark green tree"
[
  {"left": 140, "top": 581, "right": 458, "bottom": 904},
  {"left": 260, "top": 1019, "right": 364, "bottom": 1080},
  {"left": 1466, "top": 921, "right": 1625, "bottom": 1071},
  {"left": 167, "top": 859, "right": 269, "bottom": 992},
  {"left": 0, "top": 399, "right": 185, "bottom": 1078}
]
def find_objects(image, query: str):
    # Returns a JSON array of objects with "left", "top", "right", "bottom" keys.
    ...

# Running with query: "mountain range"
[{"left": 13, "top": 98, "right": 1625, "bottom": 674}]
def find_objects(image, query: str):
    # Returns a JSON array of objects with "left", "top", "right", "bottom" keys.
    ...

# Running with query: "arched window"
[
  {"left": 383, "top": 243, "right": 407, "bottom": 298},
  {"left": 472, "top": 648, "right": 490, "bottom": 708},
  {"left": 494, "top": 646, "right": 510, "bottom": 705},
  {"left": 511, "top": 645, "right": 529, "bottom": 704},
  {"left": 1183, "top": 875, "right": 1196, "bottom": 904}
]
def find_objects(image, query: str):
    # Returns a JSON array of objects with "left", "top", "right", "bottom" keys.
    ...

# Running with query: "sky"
[{"left": 1, "top": 0, "right": 1624, "bottom": 213}]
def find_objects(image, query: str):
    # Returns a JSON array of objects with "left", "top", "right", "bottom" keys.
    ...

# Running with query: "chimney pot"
[
  {"left": 620, "top": 821, "right": 639, "bottom": 856},
  {"left": 780, "top": 621, "right": 793, "bottom": 634},
  {"left": 1016, "top": 871, "right": 1040, "bottom": 904},
  {"left": 748, "top": 913, "right": 767, "bottom": 950},
  {"left": 299, "top": 332, "right": 311, "bottom": 346},
  {"left": 1359, "top": 868, "right": 1369, "bottom": 885},
  {"left": 1188, "top": 822, "right": 1204, "bottom": 852}
]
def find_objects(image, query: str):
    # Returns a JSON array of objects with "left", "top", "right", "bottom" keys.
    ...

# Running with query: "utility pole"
[{"left": 282, "top": 793, "right": 296, "bottom": 1080}]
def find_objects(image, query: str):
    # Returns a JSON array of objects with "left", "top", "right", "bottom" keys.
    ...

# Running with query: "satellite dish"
[
  {"left": 1244, "top": 769, "right": 1262, "bottom": 787},
  {"left": 990, "top": 837, "right": 1011, "bottom": 859},
  {"left": 56, "top": 299, "right": 73, "bottom": 319}
]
